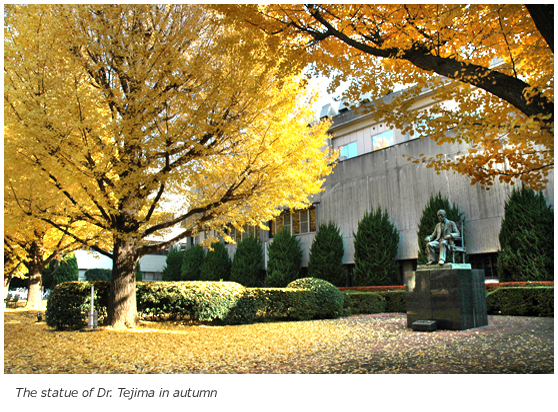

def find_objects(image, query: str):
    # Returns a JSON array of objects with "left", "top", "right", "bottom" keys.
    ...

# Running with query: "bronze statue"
[{"left": 425, "top": 209, "right": 460, "bottom": 265}]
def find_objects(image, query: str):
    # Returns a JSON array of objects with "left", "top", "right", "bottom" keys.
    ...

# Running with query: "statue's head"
[{"left": 437, "top": 209, "right": 447, "bottom": 221}]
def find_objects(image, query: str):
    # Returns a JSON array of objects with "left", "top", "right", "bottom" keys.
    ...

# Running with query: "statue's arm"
[{"left": 425, "top": 225, "right": 437, "bottom": 242}]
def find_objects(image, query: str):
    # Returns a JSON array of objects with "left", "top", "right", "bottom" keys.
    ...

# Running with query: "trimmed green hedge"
[
  {"left": 46, "top": 278, "right": 343, "bottom": 330},
  {"left": 136, "top": 281, "right": 249, "bottom": 324},
  {"left": 287, "top": 278, "right": 344, "bottom": 319},
  {"left": 377, "top": 290, "right": 407, "bottom": 313},
  {"left": 46, "top": 280, "right": 552, "bottom": 330},
  {"left": 343, "top": 291, "right": 386, "bottom": 315},
  {"left": 244, "top": 288, "right": 318, "bottom": 321},
  {"left": 46, "top": 281, "right": 110, "bottom": 330},
  {"left": 486, "top": 287, "right": 554, "bottom": 317}
]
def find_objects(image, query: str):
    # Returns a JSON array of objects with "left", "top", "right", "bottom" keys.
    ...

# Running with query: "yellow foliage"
[
  {"left": 217, "top": 4, "right": 554, "bottom": 190},
  {"left": 4, "top": 5, "right": 335, "bottom": 325},
  {"left": 4, "top": 4, "right": 334, "bottom": 246}
]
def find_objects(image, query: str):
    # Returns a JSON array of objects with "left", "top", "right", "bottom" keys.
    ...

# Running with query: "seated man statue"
[{"left": 424, "top": 209, "right": 461, "bottom": 265}]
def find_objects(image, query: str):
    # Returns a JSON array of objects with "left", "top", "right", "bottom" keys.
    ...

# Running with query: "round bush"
[{"left": 287, "top": 277, "right": 344, "bottom": 319}]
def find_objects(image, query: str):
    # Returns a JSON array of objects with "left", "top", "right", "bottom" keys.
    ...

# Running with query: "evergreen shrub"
[
  {"left": 497, "top": 186, "right": 553, "bottom": 282},
  {"left": 308, "top": 222, "right": 346, "bottom": 286},
  {"left": 266, "top": 228, "right": 302, "bottom": 287},
  {"left": 486, "top": 287, "right": 554, "bottom": 317},
  {"left": 46, "top": 281, "right": 110, "bottom": 330},
  {"left": 287, "top": 277, "right": 344, "bottom": 319},
  {"left": 230, "top": 235, "right": 264, "bottom": 287},
  {"left": 181, "top": 244, "right": 205, "bottom": 281},
  {"left": 200, "top": 242, "right": 231, "bottom": 281},
  {"left": 162, "top": 248, "right": 185, "bottom": 281},
  {"left": 137, "top": 281, "right": 250, "bottom": 324},
  {"left": 417, "top": 193, "right": 464, "bottom": 265},
  {"left": 84, "top": 268, "right": 112, "bottom": 282},
  {"left": 343, "top": 291, "right": 386, "bottom": 315},
  {"left": 244, "top": 288, "right": 317, "bottom": 321},
  {"left": 353, "top": 208, "right": 400, "bottom": 286},
  {"left": 377, "top": 290, "right": 407, "bottom": 313},
  {"left": 42, "top": 252, "right": 80, "bottom": 290}
]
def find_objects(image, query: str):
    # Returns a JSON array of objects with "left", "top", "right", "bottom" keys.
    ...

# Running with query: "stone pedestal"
[{"left": 406, "top": 264, "right": 488, "bottom": 330}]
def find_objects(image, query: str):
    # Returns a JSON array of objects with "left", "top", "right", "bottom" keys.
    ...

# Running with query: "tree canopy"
[
  {"left": 217, "top": 4, "right": 554, "bottom": 189},
  {"left": 4, "top": 4, "right": 335, "bottom": 326}
]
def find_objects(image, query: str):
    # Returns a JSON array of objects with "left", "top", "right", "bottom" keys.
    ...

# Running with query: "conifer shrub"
[
  {"left": 287, "top": 277, "right": 344, "bottom": 319},
  {"left": 265, "top": 228, "right": 302, "bottom": 287},
  {"left": 84, "top": 268, "right": 112, "bottom": 282},
  {"left": 181, "top": 244, "right": 206, "bottom": 281},
  {"left": 353, "top": 208, "right": 400, "bottom": 286},
  {"left": 200, "top": 242, "right": 232, "bottom": 281},
  {"left": 162, "top": 248, "right": 185, "bottom": 281},
  {"left": 497, "top": 186, "right": 553, "bottom": 282},
  {"left": 417, "top": 192, "right": 464, "bottom": 265},
  {"left": 42, "top": 252, "right": 80, "bottom": 290},
  {"left": 308, "top": 222, "right": 346, "bottom": 286},
  {"left": 230, "top": 235, "right": 264, "bottom": 287}
]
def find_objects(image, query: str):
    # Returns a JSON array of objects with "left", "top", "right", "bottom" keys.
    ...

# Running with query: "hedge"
[
  {"left": 287, "top": 278, "right": 344, "bottom": 319},
  {"left": 485, "top": 281, "right": 554, "bottom": 293},
  {"left": 343, "top": 291, "right": 386, "bottom": 315},
  {"left": 46, "top": 279, "right": 343, "bottom": 330},
  {"left": 46, "top": 281, "right": 110, "bottom": 330},
  {"left": 377, "top": 290, "right": 407, "bottom": 313},
  {"left": 486, "top": 287, "right": 554, "bottom": 317},
  {"left": 339, "top": 285, "right": 405, "bottom": 292},
  {"left": 46, "top": 280, "right": 553, "bottom": 330}
]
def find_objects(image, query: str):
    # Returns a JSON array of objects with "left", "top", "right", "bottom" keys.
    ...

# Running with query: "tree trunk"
[
  {"left": 26, "top": 264, "right": 43, "bottom": 310},
  {"left": 108, "top": 237, "right": 139, "bottom": 328}
]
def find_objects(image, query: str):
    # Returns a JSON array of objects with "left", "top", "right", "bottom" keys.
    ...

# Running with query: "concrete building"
[
  {"left": 220, "top": 87, "right": 554, "bottom": 283},
  {"left": 75, "top": 249, "right": 169, "bottom": 282}
]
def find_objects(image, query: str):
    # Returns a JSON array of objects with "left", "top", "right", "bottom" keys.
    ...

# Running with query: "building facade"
[
  {"left": 75, "top": 88, "right": 554, "bottom": 284},
  {"left": 222, "top": 90, "right": 554, "bottom": 283}
]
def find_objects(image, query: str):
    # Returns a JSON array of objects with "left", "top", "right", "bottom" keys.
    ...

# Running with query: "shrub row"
[
  {"left": 485, "top": 281, "right": 554, "bottom": 293},
  {"left": 342, "top": 282, "right": 555, "bottom": 293},
  {"left": 46, "top": 278, "right": 345, "bottom": 330},
  {"left": 486, "top": 287, "right": 554, "bottom": 317},
  {"left": 46, "top": 280, "right": 552, "bottom": 330},
  {"left": 339, "top": 285, "right": 405, "bottom": 292}
]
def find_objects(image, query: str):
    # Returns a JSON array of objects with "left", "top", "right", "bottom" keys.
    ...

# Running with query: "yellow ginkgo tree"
[
  {"left": 217, "top": 4, "right": 554, "bottom": 189},
  {"left": 4, "top": 135, "right": 111, "bottom": 308},
  {"left": 4, "top": 4, "right": 335, "bottom": 327}
]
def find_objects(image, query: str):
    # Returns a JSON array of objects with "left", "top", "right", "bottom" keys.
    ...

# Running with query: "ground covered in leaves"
[{"left": 4, "top": 309, "right": 554, "bottom": 374}]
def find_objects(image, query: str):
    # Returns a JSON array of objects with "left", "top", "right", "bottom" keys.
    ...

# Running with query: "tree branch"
[{"left": 304, "top": 5, "right": 554, "bottom": 125}]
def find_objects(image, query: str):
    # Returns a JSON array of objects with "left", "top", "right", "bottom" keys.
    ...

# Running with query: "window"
[
  {"left": 340, "top": 141, "right": 358, "bottom": 159},
  {"left": 468, "top": 253, "right": 499, "bottom": 280},
  {"left": 372, "top": 129, "right": 394, "bottom": 151},
  {"left": 270, "top": 206, "right": 317, "bottom": 237},
  {"left": 300, "top": 209, "right": 309, "bottom": 233},
  {"left": 283, "top": 214, "right": 292, "bottom": 234}
]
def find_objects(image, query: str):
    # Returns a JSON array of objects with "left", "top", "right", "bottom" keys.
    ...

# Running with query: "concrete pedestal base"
[{"left": 406, "top": 264, "right": 488, "bottom": 330}]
